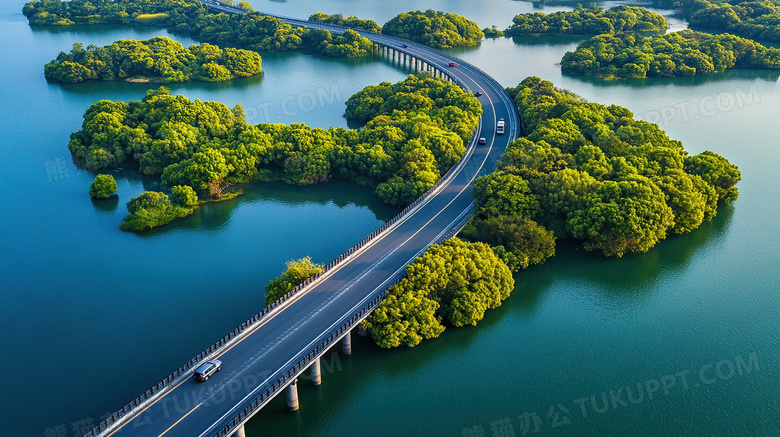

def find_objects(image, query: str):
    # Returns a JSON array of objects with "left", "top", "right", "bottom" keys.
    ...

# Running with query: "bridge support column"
[
  {"left": 231, "top": 425, "right": 246, "bottom": 437},
  {"left": 309, "top": 357, "right": 322, "bottom": 386},
  {"left": 342, "top": 330, "right": 352, "bottom": 355},
  {"left": 286, "top": 379, "right": 299, "bottom": 411}
]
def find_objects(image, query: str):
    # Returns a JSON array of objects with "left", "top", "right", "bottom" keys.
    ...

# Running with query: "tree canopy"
[
  {"left": 69, "top": 74, "right": 481, "bottom": 209},
  {"left": 363, "top": 238, "right": 514, "bottom": 348},
  {"left": 89, "top": 174, "right": 117, "bottom": 198},
  {"left": 45, "top": 37, "right": 262, "bottom": 84},
  {"left": 119, "top": 188, "right": 198, "bottom": 231},
  {"left": 23, "top": 0, "right": 375, "bottom": 59},
  {"left": 470, "top": 76, "right": 741, "bottom": 257},
  {"left": 382, "top": 9, "right": 484, "bottom": 48},
  {"left": 651, "top": 0, "right": 780, "bottom": 43},
  {"left": 264, "top": 257, "right": 324, "bottom": 305},
  {"left": 505, "top": 4, "right": 669, "bottom": 36},
  {"left": 309, "top": 12, "right": 382, "bottom": 32},
  {"left": 561, "top": 30, "right": 780, "bottom": 79}
]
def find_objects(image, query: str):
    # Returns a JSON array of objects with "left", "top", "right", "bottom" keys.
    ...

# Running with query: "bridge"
[{"left": 86, "top": 3, "right": 520, "bottom": 437}]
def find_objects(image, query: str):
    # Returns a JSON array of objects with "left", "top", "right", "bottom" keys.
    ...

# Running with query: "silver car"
[{"left": 194, "top": 359, "right": 222, "bottom": 381}]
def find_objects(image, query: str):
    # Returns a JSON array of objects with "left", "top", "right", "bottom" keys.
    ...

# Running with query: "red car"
[{"left": 448, "top": 62, "right": 457, "bottom": 67}]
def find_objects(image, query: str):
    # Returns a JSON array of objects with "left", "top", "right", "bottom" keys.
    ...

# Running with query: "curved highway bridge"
[{"left": 87, "top": 3, "right": 520, "bottom": 437}]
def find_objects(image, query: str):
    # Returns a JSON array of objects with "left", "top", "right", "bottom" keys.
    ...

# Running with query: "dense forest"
[
  {"left": 45, "top": 37, "right": 262, "bottom": 84},
  {"left": 68, "top": 74, "right": 481, "bottom": 214},
  {"left": 22, "top": 0, "right": 208, "bottom": 26},
  {"left": 505, "top": 5, "right": 669, "bottom": 36},
  {"left": 282, "top": 74, "right": 742, "bottom": 347},
  {"left": 652, "top": 0, "right": 780, "bottom": 42},
  {"left": 23, "top": 0, "right": 375, "bottom": 58},
  {"left": 470, "top": 76, "right": 740, "bottom": 259},
  {"left": 381, "top": 9, "right": 484, "bottom": 48},
  {"left": 561, "top": 30, "right": 780, "bottom": 78}
]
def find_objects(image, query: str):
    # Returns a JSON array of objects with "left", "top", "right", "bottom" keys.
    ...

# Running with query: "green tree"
[
  {"left": 170, "top": 185, "right": 198, "bottom": 207},
  {"left": 120, "top": 190, "right": 197, "bottom": 231},
  {"left": 567, "top": 176, "right": 675, "bottom": 257},
  {"left": 264, "top": 257, "right": 324, "bottom": 305},
  {"left": 462, "top": 216, "right": 556, "bottom": 272},
  {"left": 472, "top": 172, "right": 540, "bottom": 219},
  {"left": 364, "top": 239, "right": 514, "bottom": 348},
  {"left": 161, "top": 148, "right": 230, "bottom": 197},
  {"left": 684, "top": 150, "right": 742, "bottom": 202},
  {"left": 89, "top": 174, "right": 117, "bottom": 198}
]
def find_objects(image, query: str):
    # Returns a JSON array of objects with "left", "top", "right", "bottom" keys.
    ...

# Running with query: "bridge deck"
[{"left": 91, "top": 5, "right": 520, "bottom": 437}]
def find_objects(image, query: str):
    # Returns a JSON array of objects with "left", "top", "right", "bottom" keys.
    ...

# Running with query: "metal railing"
[{"left": 86, "top": 3, "right": 520, "bottom": 436}]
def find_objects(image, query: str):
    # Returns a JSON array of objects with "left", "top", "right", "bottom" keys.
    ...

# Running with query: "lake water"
[{"left": 0, "top": 1, "right": 777, "bottom": 436}]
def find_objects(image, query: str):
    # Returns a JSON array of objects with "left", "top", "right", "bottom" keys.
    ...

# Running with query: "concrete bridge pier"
[
  {"left": 309, "top": 357, "right": 322, "bottom": 386},
  {"left": 231, "top": 425, "right": 246, "bottom": 437},
  {"left": 286, "top": 379, "right": 299, "bottom": 411},
  {"left": 342, "top": 330, "right": 352, "bottom": 355}
]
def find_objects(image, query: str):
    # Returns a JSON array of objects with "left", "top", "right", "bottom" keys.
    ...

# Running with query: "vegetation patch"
[
  {"left": 264, "top": 257, "right": 324, "bottom": 305},
  {"left": 45, "top": 37, "right": 262, "bottom": 84},
  {"left": 68, "top": 73, "right": 480, "bottom": 228},
  {"left": 470, "top": 77, "right": 740, "bottom": 258},
  {"left": 561, "top": 30, "right": 780, "bottom": 79},
  {"left": 362, "top": 239, "right": 514, "bottom": 348},
  {"left": 505, "top": 5, "right": 669, "bottom": 36},
  {"left": 652, "top": 0, "right": 780, "bottom": 43},
  {"left": 309, "top": 12, "right": 382, "bottom": 32},
  {"left": 119, "top": 186, "right": 198, "bottom": 231},
  {"left": 381, "top": 9, "right": 484, "bottom": 48},
  {"left": 89, "top": 174, "right": 118, "bottom": 198},
  {"left": 22, "top": 0, "right": 376, "bottom": 59}
]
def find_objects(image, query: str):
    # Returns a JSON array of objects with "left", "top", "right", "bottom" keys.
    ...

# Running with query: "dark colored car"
[
  {"left": 478, "top": 137, "right": 487, "bottom": 145},
  {"left": 404, "top": 44, "right": 410, "bottom": 48},
  {"left": 448, "top": 62, "right": 457, "bottom": 67},
  {"left": 194, "top": 359, "right": 222, "bottom": 381},
  {"left": 474, "top": 90, "right": 483, "bottom": 97}
]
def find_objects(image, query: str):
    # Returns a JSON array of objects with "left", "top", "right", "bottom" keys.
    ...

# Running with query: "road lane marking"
[
  {"left": 105, "top": 376, "right": 194, "bottom": 437},
  {"left": 104, "top": 22, "right": 515, "bottom": 435},
  {"left": 198, "top": 91, "right": 502, "bottom": 437},
  {"left": 158, "top": 403, "right": 202, "bottom": 437}
]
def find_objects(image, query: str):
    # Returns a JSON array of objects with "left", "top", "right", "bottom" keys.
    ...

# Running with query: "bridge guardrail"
[
  {"left": 213, "top": 204, "right": 475, "bottom": 437},
  {"left": 87, "top": 4, "right": 519, "bottom": 436}
]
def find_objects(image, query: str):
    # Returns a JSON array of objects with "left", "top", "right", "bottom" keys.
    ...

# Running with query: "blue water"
[{"left": 0, "top": 1, "right": 778, "bottom": 436}]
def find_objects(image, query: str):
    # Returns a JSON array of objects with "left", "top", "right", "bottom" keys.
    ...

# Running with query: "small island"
[
  {"left": 308, "top": 12, "right": 382, "bottom": 32},
  {"left": 22, "top": 0, "right": 376, "bottom": 59},
  {"left": 45, "top": 37, "right": 262, "bottom": 84},
  {"left": 561, "top": 30, "right": 780, "bottom": 79},
  {"left": 653, "top": 0, "right": 780, "bottom": 43},
  {"left": 381, "top": 9, "right": 484, "bottom": 48},
  {"left": 120, "top": 186, "right": 199, "bottom": 231},
  {"left": 480, "top": 76, "right": 740, "bottom": 258},
  {"left": 69, "top": 74, "right": 481, "bottom": 230},
  {"left": 505, "top": 5, "right": 669, "bottom": 36}
]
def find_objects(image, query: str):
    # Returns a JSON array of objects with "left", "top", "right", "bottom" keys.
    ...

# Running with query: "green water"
[{"left": 0, "top": 1, "right": 777, "bottom": 436}]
